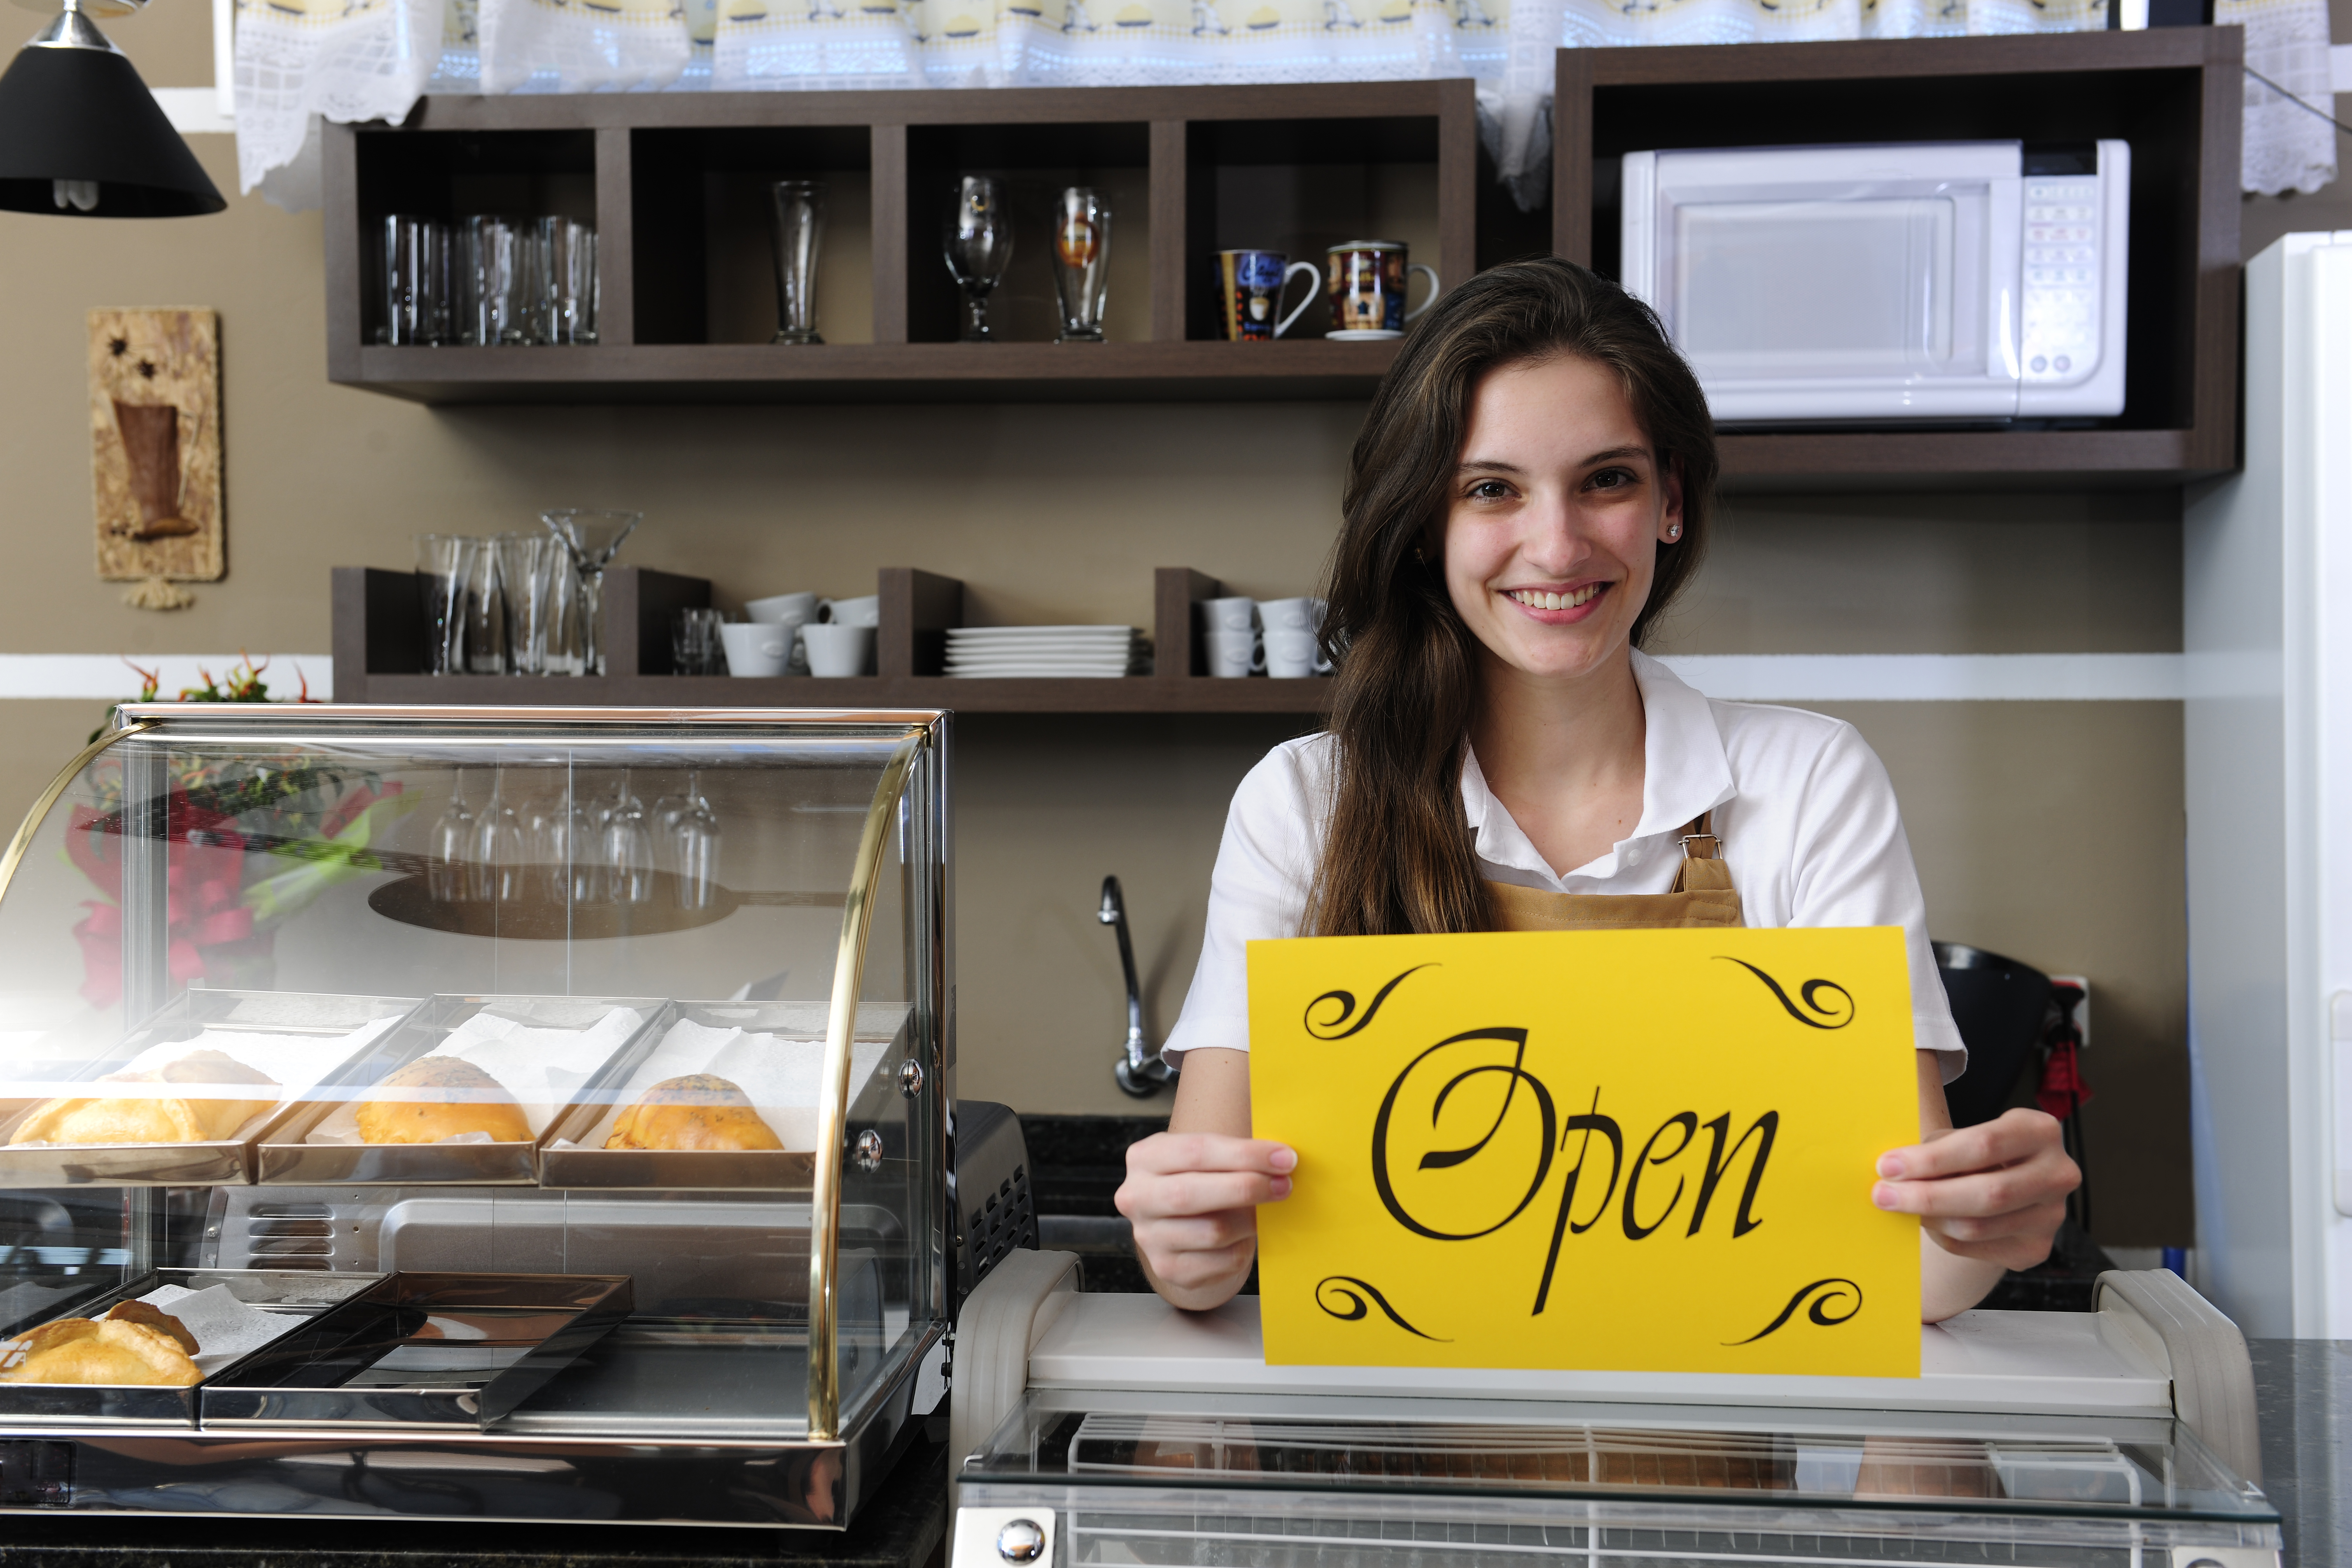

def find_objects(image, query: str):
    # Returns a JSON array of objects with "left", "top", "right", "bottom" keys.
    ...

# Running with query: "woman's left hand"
[{"left": 1872, "top": 1108, "right": 2081, "bottom": 1272}]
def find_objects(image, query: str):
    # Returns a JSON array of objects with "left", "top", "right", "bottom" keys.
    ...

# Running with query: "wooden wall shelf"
[
  {"left": 331, "top": 565, "right": 1335, "bottom": 715},
  {"left": 1555, "top": 31, "right": 2244, "bottom": 488},
  {"left": 324, "top": 81, "right": 1491, "bottom": 406}
]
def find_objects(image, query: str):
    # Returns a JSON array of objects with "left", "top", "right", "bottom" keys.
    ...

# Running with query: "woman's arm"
[
  {"left": 1880, "top": 1050, "right": 2080, "bottom": 1321},
  {"left": 1115, "top": 1047, "right": 1293, "bottom": 1312}
]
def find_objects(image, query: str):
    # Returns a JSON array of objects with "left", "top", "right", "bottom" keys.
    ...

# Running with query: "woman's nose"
[{"left": 1516, "top": 498, "right": 1589, "bottom": 576}]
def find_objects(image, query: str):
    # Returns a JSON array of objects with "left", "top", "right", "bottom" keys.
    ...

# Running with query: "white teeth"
[{"left": 1509, "top": 586, "right": 1602, "bottom": 612}]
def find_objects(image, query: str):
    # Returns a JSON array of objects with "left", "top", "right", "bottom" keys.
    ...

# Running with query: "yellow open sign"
[{"left": 1250, "top": 928, "right": 1923, "bottom": 1378}]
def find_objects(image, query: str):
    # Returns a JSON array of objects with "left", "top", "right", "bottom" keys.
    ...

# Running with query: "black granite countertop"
[
  {"left": 0, "top": 1436, "right": 945, "bottom": 1568},
  {"left": 2250, "top": 1339, "right": 2350, "bottom": 1568}
]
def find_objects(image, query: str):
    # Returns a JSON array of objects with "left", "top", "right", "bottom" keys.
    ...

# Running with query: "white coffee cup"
[
  {"left": 1256, "top": 596, "right": 1327, "bottom": 634},
  {"left": 746, "top": 591, "right": 819, "bottom": 625},
  {"left": 718, "top": 621, "right": 791, "bottom": 678},
  {"left": 1203, "top": 627, "right": 1263, "bottom": 678},
  {"left": 818, "top": 593, "right": 882, "bottom": 628},
  {"left": 803, "top": 622, "right": 875, "bottom": 677},
  {"left": 1265, "top": 627, "right": 1333, "bottom": 678},
  {"left": 1198, "top": 596, "right": 1257, "bottom": 633}
]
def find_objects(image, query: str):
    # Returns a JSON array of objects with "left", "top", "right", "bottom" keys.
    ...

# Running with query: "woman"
[{"left": 1117, "top": 258, "right": 2079, "bottom": 1320}]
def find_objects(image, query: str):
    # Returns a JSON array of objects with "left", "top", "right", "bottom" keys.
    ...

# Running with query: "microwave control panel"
[{"left": 2021, "top": 176, "right": 2104, "bottom": 383}]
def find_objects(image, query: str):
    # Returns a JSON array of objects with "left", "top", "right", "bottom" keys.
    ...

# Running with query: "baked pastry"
[
  {"left": 0, "top": 1316, "right": 201, "bottom": 1386},
  {"left": 356, "top": 1055, "right": 531, "bottom": 1145},
  {"left": 605, "top": 1074, "right": 783, "bottom": 1152},
  {"left": 102, "top": 1298, "right": 200, "bottom": 1355},
  {"left": 9, "top": 1049, "right": 277, "bottom": 1146}
]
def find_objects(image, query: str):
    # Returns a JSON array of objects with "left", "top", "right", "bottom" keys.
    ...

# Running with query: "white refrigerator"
[{"left": 2184, "top": 231, "right": 2352, "bottom": 1340}]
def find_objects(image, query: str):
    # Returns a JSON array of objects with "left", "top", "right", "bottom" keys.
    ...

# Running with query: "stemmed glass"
[
  {"left": 671, "top": 771, "right": 721, "bottom": 911},
  {"left": 943, "top": 176, "right": 1014, "bottom": 343},
  {"left": 602, "top": 771, "right": 655, "bottom": 906},
  {"left": 542, "top": 509, "right": 640, "bottom": 677},
  {"left": 468, "top": 776, "right": 528, "bottom": 904},
  {"left": 428, "top": 775, "right": 475, "bottom": 903}
]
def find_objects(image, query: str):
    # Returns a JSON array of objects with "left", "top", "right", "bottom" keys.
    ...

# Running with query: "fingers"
[
  {"left": 1923, "top": 1199, "right": 2070, "bottom": 1270},
  {"left": 1117, "top": 1169, "right": 1290, "bottom": 1223},
  {"left": 1871, "top": 1140, "right": 2079, "bottom": 1220},
  {"left": 1876, "top": 1108, "right": 2063, "bottom": 1182},
  {"left": 1125, "top": 1131, "right": 1296, "bottom": 1179}
]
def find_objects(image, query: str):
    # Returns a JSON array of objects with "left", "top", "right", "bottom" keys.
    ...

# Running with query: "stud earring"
[{"left": 1666, "top": 523, "right": 1682, "bottom": 541}]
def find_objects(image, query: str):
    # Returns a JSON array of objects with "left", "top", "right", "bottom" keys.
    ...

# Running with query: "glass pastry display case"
[{"left": 0, "top": 704, "right": 952, "bottom": 1527}]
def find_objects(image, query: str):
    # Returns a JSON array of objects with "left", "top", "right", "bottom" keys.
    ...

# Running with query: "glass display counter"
[{"left": 0, "top": 704, "right": 952, "bottom": 1527}]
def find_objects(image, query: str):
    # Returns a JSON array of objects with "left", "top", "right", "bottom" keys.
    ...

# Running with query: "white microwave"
[{"left": 1619, "top": 141, "right": 2129, "bottom": 424}]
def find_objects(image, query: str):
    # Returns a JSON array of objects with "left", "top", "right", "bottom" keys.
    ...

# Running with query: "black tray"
[{"left": 198, "top": 1271, "right": 633, "bottom": 1430}]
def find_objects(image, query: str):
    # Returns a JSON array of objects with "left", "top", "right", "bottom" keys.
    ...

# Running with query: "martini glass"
[{"left": 542, "top": 509, "right": 641, "bottom": 676}]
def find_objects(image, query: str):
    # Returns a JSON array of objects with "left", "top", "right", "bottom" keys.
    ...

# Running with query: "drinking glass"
[
  {"left": 459, "top": 216, "right": 529, "bottom": 347},
  {"left": 1050, "top": 187, "right": 1111, "bottom": 343},
  {"left": 769, "top": 180, "right": 826, "bottom": 345},
  {"left": 427, "top": 777, "right": 475, "bottom": 903},
  {"left": 467, "top": 778, "right": 528, "bottom": 903},
  {"left": 672, "top": 771, "right": 721, "bottom": 911},
  {"left": 414, "top": 534, "right": 479, "bottom": 676},
  {"left": 536, "top": 217, "right": 598, "bottom": 346},
  {"left": 494, "top": 532, "right": 560, "bottom": 675},
  {"left": 542, "top": 509, "right": 640, "bottom": 677},
  {"left": 943, "top": 176, "right": 1014, "bottom": 343},
  {"left": 464, "top": 540, "right": 506, "bottom": 675},
  {"left": 672, "top": 606, "right": 725, "bottom": 675},
  {"left": 602, "top": 772, "right": 655, "bottom": 906},
  {"left": 381, "top": 215, "right": 452, "bottom": 345}
]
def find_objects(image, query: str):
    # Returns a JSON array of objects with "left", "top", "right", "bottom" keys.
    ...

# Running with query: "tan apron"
[{"left": 1485, "top": 812, "right": 1743, "bottom": 931}]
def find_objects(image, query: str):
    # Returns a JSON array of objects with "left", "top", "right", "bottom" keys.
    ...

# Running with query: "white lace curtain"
[{"left": 233, "top": 0, "right": 2334, "bottom": 213}]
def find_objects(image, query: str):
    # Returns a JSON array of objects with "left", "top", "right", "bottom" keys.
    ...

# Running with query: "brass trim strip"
[
  {"left": 0, "top": 721, "right": 156, "bottom": 908},
  {"left": 806, "top": 730, "right": 925, "bottom": 1442}
]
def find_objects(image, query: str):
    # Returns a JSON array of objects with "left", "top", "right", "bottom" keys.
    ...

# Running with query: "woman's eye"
[
  {"left": 1466, "top": 480, "right": 1512, "bottom": 501},
  {"left": 1587, "top": 467, "right": 1637, "bottom": 492}
]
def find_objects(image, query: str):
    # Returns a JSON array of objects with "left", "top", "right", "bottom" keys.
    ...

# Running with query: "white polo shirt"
[{"left": 1162, "top": 650, "right": 1967, "bottom": 1076}]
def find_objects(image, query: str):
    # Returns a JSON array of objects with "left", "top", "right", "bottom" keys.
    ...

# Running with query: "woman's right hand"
[{"left": 1116, "top": 1132, "right": 1295, "bottom": 1310}]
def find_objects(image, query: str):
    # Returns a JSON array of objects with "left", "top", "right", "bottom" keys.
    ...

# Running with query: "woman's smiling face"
[{"left": 1438, "top": 353, "right": 1683, "bottom": 685}]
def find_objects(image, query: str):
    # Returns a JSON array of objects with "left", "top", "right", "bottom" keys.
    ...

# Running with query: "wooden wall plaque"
[{"left": 90, "top": 308, "right": 224, "bottom": 587}]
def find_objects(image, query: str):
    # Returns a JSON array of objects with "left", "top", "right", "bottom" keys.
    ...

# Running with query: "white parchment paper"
[
  {"left": 2, "top": 1019, "right": 403, "bottom": 1144},
  {"left": 553, "top": 1017, "right": 889, "bottom": 1152},
  {"left": 306, "top": 1005, "right": 645, "bottom": 1145},
  {"left": 136, "top": 1283, "right": 304, "bottom": 1374}
]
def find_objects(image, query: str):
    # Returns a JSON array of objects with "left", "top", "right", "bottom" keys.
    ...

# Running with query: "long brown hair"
[{"left": 1303, "top": 257, "right": 1718, "bottom": 938}]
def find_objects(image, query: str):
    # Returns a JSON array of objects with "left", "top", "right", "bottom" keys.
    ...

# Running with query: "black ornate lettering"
[
  {"left": 1371, "top": 1028, "right": 1554, "bottom": 1241},
  {"left": 1316, "top": 1275, "right": 1449, "bottom": 1341},
  {"left": 1530, "top": 1090, "right": 1623, "bottom": 1315},
  {"left": 1621, "top": 1112, "right": 1698, "bottom": 1241},
  {"left": 1687, "top": 1111, "right": 1779, "bottom": 1238},
  {"left": 1305, "top": 964, "right": 1436, "bottom": 1040},
  {"left": 1724, "top": 1278, "right": 1863, "bottom": 1345},
  {"left": 1715, "top": 957, "right": 1855, "bottom": 1030}
]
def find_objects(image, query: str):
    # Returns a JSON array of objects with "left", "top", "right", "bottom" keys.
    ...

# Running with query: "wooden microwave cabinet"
[{"left": 324, "top": 30, "right": 2241, "bottom": 489}]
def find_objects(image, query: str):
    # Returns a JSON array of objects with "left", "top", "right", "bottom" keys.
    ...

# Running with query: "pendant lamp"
[{"left": 0, "top": 0, "right": 226, "bottom": 216}]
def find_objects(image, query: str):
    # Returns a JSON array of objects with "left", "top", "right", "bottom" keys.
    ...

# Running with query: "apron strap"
[
  {"left": 1679, "top": 812, "right": 1719, "bottom": 861},
  {"left": 1670, "top": 811, "right": 1732, "bottom": 896}
]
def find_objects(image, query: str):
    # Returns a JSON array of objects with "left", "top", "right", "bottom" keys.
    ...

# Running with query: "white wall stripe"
[
  {"left": 0, "top": 652, "right": 2186, "bottom": 703},
  {"left": 0, "top": 656, "right": 331, "bottom": 702},
  {"left": 150, "top": 87, "right": 234, "bottom": 136}
]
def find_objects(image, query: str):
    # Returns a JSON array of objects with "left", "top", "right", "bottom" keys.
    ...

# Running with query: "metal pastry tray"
[
  {"left": 0, "top": 990, "right": 425, "bottom": 1187},
  {"left": 537, "top": 1001, "right": 908, "bottom": 1191},
  {"left": 253, "top": 995, "right": 664, "bottom": 1185},
  {"left": 0, "top": 1268, "right": 381, "bottom": 1428},
  {"left": 197, "top": 1270, "right": 633, "bottom": 1430}
]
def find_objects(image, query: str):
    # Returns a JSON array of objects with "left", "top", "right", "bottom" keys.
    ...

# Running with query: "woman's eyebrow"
[
  {"left": 1455, "top": 458, "right": 1524, "bottom": 475},
  {"left": 1580, "top": 445, "right": 1650, "bottom": 466}
]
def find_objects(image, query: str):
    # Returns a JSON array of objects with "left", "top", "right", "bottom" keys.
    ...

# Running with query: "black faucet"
[{"left": 1100, "top": 875, "right": 1176, "bottom": 1097}]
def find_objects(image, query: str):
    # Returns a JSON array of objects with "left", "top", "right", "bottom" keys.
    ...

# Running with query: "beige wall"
[{"left": 6, "top": 5, "right": 2312, "bottom": 1246}]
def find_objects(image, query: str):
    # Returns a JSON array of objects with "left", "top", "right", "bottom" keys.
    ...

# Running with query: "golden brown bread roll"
[
  {"left": 604, "top": 1074, "right": 783, "bottom": 1152},
  {"left": 102, "top": 1298, "right": 199, "bottom": 1355},
  {"left": 0, "top": 1316, "right": 202, "bottom": 1386},
  {"left": 356, "top": 1055, "right": 531, "bottom": 1145},
  {"left": 9, "top": 1049, "right": 278, "bottom": 1146}
]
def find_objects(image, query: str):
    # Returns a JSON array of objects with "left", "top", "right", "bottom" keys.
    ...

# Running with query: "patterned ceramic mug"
[
  {"left": 1216, "top": 249, "right": 1322, "bottom": 341},
  {"left": 1326, "top": 241, "right": 1440, "bottom": 338}
]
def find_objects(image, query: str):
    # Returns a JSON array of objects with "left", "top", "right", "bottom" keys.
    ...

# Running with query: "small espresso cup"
[
  {"left": 1198, "top": 595, "right": 1258, "bottom": 634},
  {"left": 1255, "top": 596, "right": 1326, "bottom": 634},
  {"left": 1215, "top": 250, "right": 1321, "bottom": 342},
  {"left": 818, "top": 593, "right": 882, "bottom": 628},
  {"left": 1265, "top": 627, "right": 1333, "bottom": 679},
  {"left": 1203, "top": 626, "right": 1263, "bottom": 679},
  {"left": 803, "top": 622, "right": 876, "bottom": 677},
  {"left": 718, "top": 621, "right": 791, "bottom": 678},
  {"left": 1326, "top": 241, "right": 1441, "bottom": 338},
  {"left": 746, "top": 590, "right": 819, "bottom": 625}
]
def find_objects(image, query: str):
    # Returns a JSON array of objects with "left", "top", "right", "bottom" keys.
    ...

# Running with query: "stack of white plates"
[{"left": 945, "top": 625, "right": 1151, "bottom": 679}]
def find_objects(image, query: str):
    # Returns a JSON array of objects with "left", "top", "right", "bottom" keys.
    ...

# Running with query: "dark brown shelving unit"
[
  {"left": 323, "top": 81, "right": 1477, "bottom": 406},
  {"left": 1554, "top": 30, "right": 2243, "bottom": 487},
  {"left": 332, "top": 565, "right": 1335, "bottom": 714}
]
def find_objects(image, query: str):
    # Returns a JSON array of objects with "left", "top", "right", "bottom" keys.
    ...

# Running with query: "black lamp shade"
[{"left": 0, "top": 43, "right": 226, "bottom": 215}]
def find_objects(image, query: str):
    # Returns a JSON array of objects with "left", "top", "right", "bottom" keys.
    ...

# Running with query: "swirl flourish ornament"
[
  {"left": 1715, "top": 958, "right": 1855, "bottom": 1030},
  {"left": 1724, "top": 1278, "right": 1863, "bottom": 1345},
  {"left": 1315, "top": 1275, "right": 1449, "bottom": 1341},
  {"left": 1304, "top": 964, "right": 1435, "bottom": 1041}
]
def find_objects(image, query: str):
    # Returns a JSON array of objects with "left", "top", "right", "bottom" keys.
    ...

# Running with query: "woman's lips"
[{"left": 1502, "top": 583, "right": 1609, "bottom": 625}]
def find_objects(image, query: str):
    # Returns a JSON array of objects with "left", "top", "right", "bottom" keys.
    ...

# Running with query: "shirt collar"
[{"left": 1461, "top": 650, "right": 1736, "bottom": 884}]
